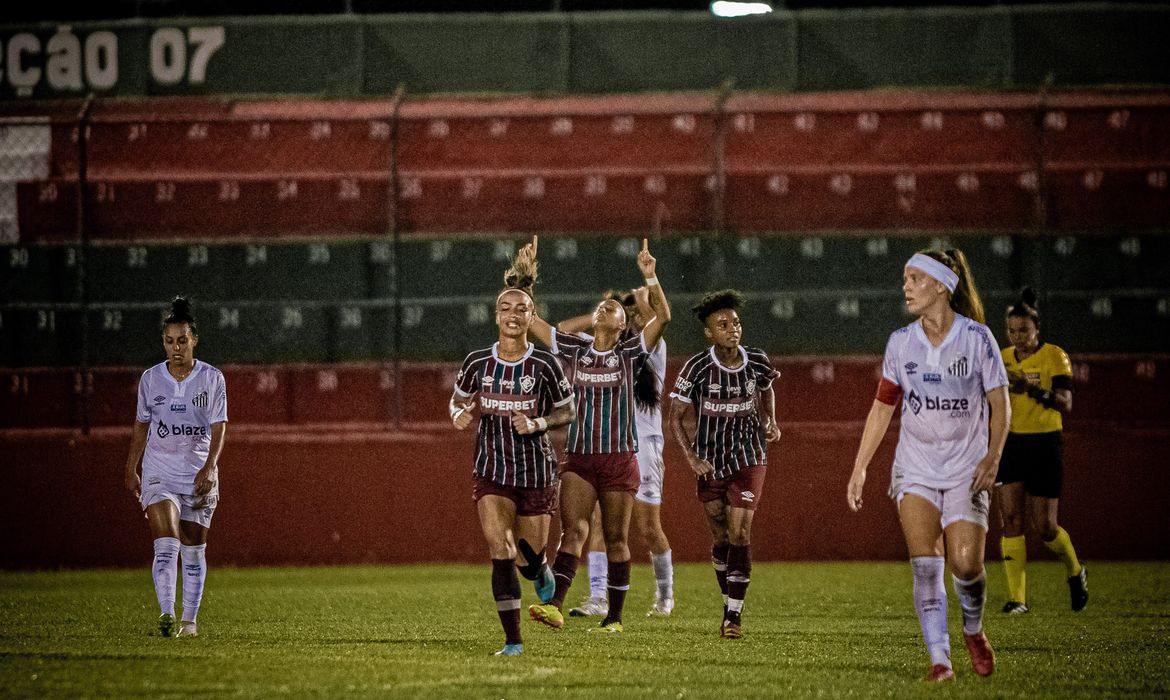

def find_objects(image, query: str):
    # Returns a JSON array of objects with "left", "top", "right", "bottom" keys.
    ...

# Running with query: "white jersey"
[
  {"left": 882, "top": 315, "right": 1008, "bottom": 490},
  {"left": 136, "top": 360, "right": 228, "bottom": 495},
  {"left": 578, "top": 332, "right": 666, "bottom": 441}
]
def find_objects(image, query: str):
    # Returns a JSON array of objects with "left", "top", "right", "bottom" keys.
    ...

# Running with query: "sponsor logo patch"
[
  {"left": 170, "top": 402, "right": 187, "bottom": 413},
  {"left": 923, "top": 372, "right": 942, "bottom": 383}
]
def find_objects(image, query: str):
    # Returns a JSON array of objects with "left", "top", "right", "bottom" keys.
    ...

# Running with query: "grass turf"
[{"left": 1, "top": 562, "right": 1167, "bottom": 698}]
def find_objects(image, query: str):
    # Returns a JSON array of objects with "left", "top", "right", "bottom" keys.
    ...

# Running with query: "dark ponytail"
[
  {"left": 163, "top": 296, "right": 197, "bottom": 335},
  {"left": 1007, "top": 286, "right": 1041, "bottom": 325},
  {"left": 616, "top": 292, "right": 659, "bottom": 412},
  {"left": 920, "top": 249, "right": 985, "bottom": 324}
]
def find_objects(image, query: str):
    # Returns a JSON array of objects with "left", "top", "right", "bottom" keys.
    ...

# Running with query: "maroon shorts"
[
  {"left": 697, "top": 464, "right": 766, "bottom": 511},
  {"left": 562, "top": 451, "right": 640, "bottom": 494},
  {"left": 472, "top": 473, "right": 558, "bottom": 517}
]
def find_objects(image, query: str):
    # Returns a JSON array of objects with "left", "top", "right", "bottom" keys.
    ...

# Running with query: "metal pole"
[
  {"left": 388, "top": 84, "right": 406, "bottom": 430},
  {"left": 75, "top": 95, "right": 95, "bottom": 436},
  {"left": 712, "top": 79, "right": 734, "bottom": 236}
]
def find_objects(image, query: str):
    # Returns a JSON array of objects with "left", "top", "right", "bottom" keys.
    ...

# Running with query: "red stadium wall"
[{"left": 3, "top": 357, "right": 1168, "bottom": 568}]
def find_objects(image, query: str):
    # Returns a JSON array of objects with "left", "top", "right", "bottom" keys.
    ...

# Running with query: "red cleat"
[
  {"left": 964, "top": 630, "right": 996, "bottom": 676},
  {"left": 924, "top": 664, "right": 955, "bottom": 683}
]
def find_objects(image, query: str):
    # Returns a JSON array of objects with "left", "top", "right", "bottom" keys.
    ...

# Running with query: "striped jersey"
[
  {"left": 579, "top": 332, "right": 667, "bottom": 441},
  {"left": 552, "top": 328, "right": 649, "bottom": 455},
  {"left": 454, "top": 342, "right": 573, "bottom": 488},
  {"left": 670, "top": 346, "right": 780, "bottom": 480},
  {"left": 136, "top": 360, "right": 228, "bottom": 495},
  {"left": 881, "top": 315, "right": 1009, "bottom": 490},
  {"left": 1002, "top": 342, "right": 1072, "bottom": 434}
]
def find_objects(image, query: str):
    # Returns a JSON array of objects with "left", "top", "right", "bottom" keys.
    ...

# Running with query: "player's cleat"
[
  {"left": 528, "top": 603, "right": 565, "bottom": 629},
  {"left": 924, "top": 664, "right": 955, "bottom": 683},
  {"left": 534, "top": 568, "right": 555, "bottom": 605},
  {"left": 157, "top": 613, "right": 175, "bottom": 637},
  {"left": 647, "top": 596, "right": 674, "bottom": 617},
  {"left": 1001, "top": 600, "right": 1029, "bottom": 614},
  {"left": 720, "top": 611, "right": 742, "bottom": 639},
  {"left": 568, "top": 596, "right": 608, "bottom": 617},
  {"left": 1069, "top": 564, "right": 1088, "bottom": 612},
  {"left": 964, "top": 630, "right": 996, "bottom": 677},
  {"left": 492, "top": 643, "right": 523, "bottom": 656},
  {"left": 176, "top": 621, "right": 198, "bottom": 638},
  {"left": 588, "top": 619, "right": 624, "bottom": 634}
]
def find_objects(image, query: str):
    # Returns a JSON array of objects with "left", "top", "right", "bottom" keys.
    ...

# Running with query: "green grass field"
[{"left": 2, "top": 562, "right": 1167, "bottom": 698}]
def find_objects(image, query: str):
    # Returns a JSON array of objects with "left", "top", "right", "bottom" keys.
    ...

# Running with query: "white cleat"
[
  {"left": 175, "top": 621, "right": 198, "bottom": 638},
  {"left": 647, "top": 597, "right": 675, "bottom": 617},
  {"left": 568, "top": 596, "right": 608, "bottom": 617}
]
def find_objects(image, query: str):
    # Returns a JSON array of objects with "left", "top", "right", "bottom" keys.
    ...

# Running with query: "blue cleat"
[
  {"left": 493, "top": 643, "right": 523, "bottom": 656},
  {"left": 534, "top": 565, "right": 555, "bottom": 604}
]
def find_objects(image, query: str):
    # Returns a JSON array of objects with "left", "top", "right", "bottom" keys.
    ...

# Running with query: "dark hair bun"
[
  {"left": 1020, "top": 286, "right": 1038, "bottom": 308},
  {"left": 171, "top": 296, "right": 192, "bottom": 317}
]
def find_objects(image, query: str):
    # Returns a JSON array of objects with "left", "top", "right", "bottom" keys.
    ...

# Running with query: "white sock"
[
  {"left": 152, "top": 537, "right": 180, "bottom": 616},
  {"left": 588, "top": 551, "right": 608, "bottom": 600},
  {"left": 952, "top": 571, "right": 987, "bottom": 636},
  {"left": 180, "top": 543, "right": 207, "bottom": 623},
  {"left": 911, "top": 556, "right": 951, "bottom": 667},
  {"left": 651, "top": 549, "right": 673, "bottom": 599},
  {"left": 727, "top": 598, "right": 744, "bottom": 614}
]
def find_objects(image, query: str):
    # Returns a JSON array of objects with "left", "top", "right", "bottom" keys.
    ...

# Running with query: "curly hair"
[{"left": 691, "top": 289, "right": 744, "bottom": 324}]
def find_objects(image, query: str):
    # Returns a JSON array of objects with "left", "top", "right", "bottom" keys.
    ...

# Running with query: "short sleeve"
[
  {"left": 453, "top": 355, "right": 480, "bottom": 397},
  {"left": 881, "top": 332, "right": 902, "bottom": 386},
  {"left": 1053, "top": 347, "right": 1073, "bottom": 378},
  {"left": 210, "top": 371, "right": 228, "bottom": 423},
  {"left": 543, "top": 356, "right": 574, "bottom": 407},
  {"left": 669, "top": 357, "right": 701, "bottom": 405},
  {"left": 552, "top": 329, "right": 588, "bottom": 361},
  {"left": 746, "top": 348, "right": 780, "bottom": 391},
  {"left": 620, "top": 332, "right": 646, "bottom": 358},
  {"left": 977, "top": 326, "right": 1009, "bottom": 392},
  {"left": 136, "top": 371, "right": 152, "bottom": 423}
]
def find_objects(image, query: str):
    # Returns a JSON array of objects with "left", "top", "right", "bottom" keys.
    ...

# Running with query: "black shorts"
[{"left": 996, "top": 431, "right": 1064, "bottom": 498}]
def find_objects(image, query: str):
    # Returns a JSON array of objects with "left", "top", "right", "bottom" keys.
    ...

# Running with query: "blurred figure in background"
[{"left": 997, "top": 287, "right": 1087, "bottom": 615}]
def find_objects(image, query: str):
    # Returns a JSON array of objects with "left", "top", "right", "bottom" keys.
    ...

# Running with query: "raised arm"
[
  {"left": 636, "top": 238, "right": 671, "bottom": 350},
  {"left": 513, "top": 236, "right": 555, "bottom": 347},
  {"left": 846, "top": 400, "right": 897, "bottom": 512},
  {"left": 556, "top": 312, "right": 594, "bottom": 337}
]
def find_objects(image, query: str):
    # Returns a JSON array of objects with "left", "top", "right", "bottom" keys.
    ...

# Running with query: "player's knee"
[{"left": 1035, "top": 517, "right": 1059, "bottom": 542}]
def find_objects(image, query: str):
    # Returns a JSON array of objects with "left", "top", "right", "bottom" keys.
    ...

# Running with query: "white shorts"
[
  {"left": 140, "top": 486, "right": 218, "bottom": 529},
  {"left": 891, "top": 479, "right": 990, "bottom": 530},
  {"left": 635, "top": 436, "right": 665, "bottom": 506}
]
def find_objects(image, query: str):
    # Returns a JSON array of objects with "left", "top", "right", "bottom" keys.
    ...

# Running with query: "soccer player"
[
  {"left": 521, "top": 236, "right": 671, "bottom": 633},
  {"left": 123, "top": 297, "right": 227, "bottom": 638},
  {"left": 847, "top": 249, "right": 1010, "bottom": 683},
  {"left": 668, "top": 289, "right": 781, "bottom": 639},
  {"left": 565, "top": 288, "right": 677, "bottom": 618},
  {"left": 997, "top": 287, "right": 1087, "bottom": 614},
  {"left": 449, "top": 268, "right": 576, "bottom": 657}
]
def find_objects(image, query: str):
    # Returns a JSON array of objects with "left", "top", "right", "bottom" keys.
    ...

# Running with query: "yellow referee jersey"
[{"left": 1002, "top": 342, "right": 1072, "bottom": 433}]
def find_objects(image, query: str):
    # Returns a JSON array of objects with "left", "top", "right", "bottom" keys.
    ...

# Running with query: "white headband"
[
  {"left": 497, "top": 288, "right": 535, "bottom": 303},
  {"left": 906, "top": 253, "right": 959, "bottom": 293}
]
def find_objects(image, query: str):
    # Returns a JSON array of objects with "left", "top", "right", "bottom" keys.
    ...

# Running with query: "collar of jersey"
[
  {"left": 491, "top": 342, "right": 534, "bottom": 366},
  {"left": 707, "top": 345, "right": 747, "bottom": 372}
]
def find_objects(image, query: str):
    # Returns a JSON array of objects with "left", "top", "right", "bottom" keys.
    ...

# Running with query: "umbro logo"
[
  {"left": 740, "top": 491, "right": 756, "bottom": 502},
  {"left": 153, "top": 395, "right": 167, "bottom": 405},
  {"left": 905, "top": 362, "right": 918, "bottom": 376}
]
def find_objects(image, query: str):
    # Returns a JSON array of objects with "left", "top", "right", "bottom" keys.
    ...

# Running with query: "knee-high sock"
[
  {"left": 712, "top": 543, "right": 730, "bottom": 603},
  {"left": 152, "top": 537, "right": 180, "bottom": 616},
  {"left": 952, "top": 570, "right": 987, "bottom": 635},
  {"left": 1001, "top": 535, "right": 1027, "bottom": 604},
  {"left": 605, "top": 560, "right": 631, "bottom": 624},
  {"left": 491, "top": 559, "right": 522, "bottom": 645},
  {"left": 911, "top": 556, "right": 951, "bottom": 667},
  {"left": 726, "top": 544, "right": 751, "bottom": 614},
  {"left": 588, "top": 551, "right": 609, "bottom": 600},
  {"left": 179, "top": 543, "right": 207, "bottom": 623},
  {"left": 1043, "top": 527, "right": 1082, "bottom": 578},
  {"left": 550, "top": 551, "right": 579, "bottom": 609},
  {"left": 651, "top": 549, "right": 673, "bottom": 599}
]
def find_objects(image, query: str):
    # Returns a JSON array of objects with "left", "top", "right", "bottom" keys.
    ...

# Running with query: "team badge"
[
  {"left": 605, "top": 355, "right": 619, "bottom": 368},
  {"left": 520, "top": 375, "right": 535, "bottom": 393},
  {"left": 192, "top": 391, "right": 208, "bottom": 408},
  {"left": 947, "top": 355, "right": 970, "bottom": 377},
  {"left": 746, "top": 379, "right": 757, "bottom": 396}
]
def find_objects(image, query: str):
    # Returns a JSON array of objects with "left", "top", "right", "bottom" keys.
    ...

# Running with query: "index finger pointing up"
[
  {"left": 642, "top": 237, "right": 648, "bottom": 252},
  {"left": 532, "top": 234, "right": 539, "bottom": 256}
]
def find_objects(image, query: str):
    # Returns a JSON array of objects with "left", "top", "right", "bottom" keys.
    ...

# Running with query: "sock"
[
  {"left": 491, "top": 559, "right": 522, "bottom": 645},
  {"left": 550, "top": 551, "right": 579, "bottom": 609},
  {"left": 952, "top": 571, "right": 987, "bottom": 636},
  {"left": 1001, "top": 535, "right": 1027, "bottom": 604},
  {"left": 604, "top": 560, "right": 631, "bottom": 624},
  {"left": 651, "top": 549, "right": 673, "bottom": 600},
  {"left": 726, "top": 544, "right": 751, "bottom": 615},
  {"left": 911, "top": 556, "right": 951, "bottom": 667},
  {"left": 152, "top": 537, "right": 180, "bottom": 616},
  {"left": 588, "top": 551, "right": 609, "bottom": 600},
  {"left": 1043, "top": 527, "right": 1082, "bottom": 578},
  {"left": 712, "top": 543, "right": 730, "bottom": 602},
  {"left": 179, "top": 543, "right": 207, "bottom": 623}
]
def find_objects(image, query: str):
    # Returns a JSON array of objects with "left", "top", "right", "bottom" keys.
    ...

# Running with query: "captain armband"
[{"left": 875, "top": 377, "right": 903, "bottom": 406}]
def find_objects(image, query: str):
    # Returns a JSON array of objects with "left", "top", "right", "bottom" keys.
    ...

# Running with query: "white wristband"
[
  {"left": 534, "top": 417, "right": 548, "bottom": 432},
  {"left": 450, "top": 406, "right": 466, "bottom": 423},
  {"left": 645, "top": 276, "right": 659, "bottom": 286}
]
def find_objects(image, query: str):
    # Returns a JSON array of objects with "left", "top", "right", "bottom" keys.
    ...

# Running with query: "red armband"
[{"left": 875, "top": 377, "right": 903, "bottom": 406}]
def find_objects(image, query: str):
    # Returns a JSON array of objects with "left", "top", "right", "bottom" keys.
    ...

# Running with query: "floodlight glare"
[{"left": 710, "top": 1, "right": 773, "bottom": 17}]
